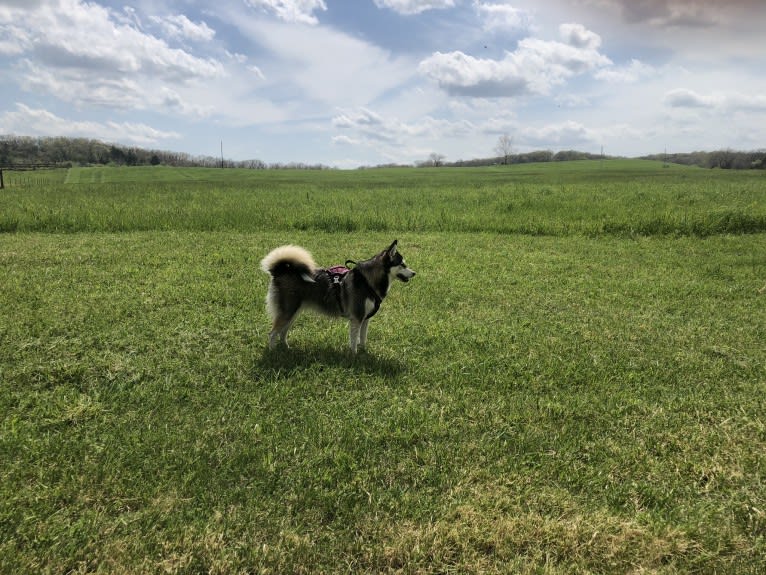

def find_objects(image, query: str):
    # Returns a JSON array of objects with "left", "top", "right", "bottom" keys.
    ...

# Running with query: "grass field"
[
  {"left": 3, "top": 161, "right": 765, "bottom": 237},
  {"left": 1, "top": 161, "right": 765, "bottom": 573}
]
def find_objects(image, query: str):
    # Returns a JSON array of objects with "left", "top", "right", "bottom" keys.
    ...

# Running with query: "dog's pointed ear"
[{"left": 386, "top": 240, "right": 398, "bottom": 258}]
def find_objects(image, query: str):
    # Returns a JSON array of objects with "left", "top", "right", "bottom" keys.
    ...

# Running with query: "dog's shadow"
[{"left": 253, "top": 345, "right": 405, "bottom": 382}]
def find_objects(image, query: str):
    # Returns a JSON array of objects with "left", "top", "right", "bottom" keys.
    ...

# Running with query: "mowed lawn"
[{"left": 1, "top": 162, "right": 765, "bottom": 573}]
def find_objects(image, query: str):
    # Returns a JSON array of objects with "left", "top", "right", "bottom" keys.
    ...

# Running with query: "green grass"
[
  {"left": 1, "top": 162, "right": 765, "bottom": 573},
  {"left": 2, "top": 161, "right": 765, "bottom": 236}
]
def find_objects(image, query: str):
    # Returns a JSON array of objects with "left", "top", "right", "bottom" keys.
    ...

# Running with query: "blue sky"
[{"left": 1, "top": 0, "right": 764, "bottom": 167}]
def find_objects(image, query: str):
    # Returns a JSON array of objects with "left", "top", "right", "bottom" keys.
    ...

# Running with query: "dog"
[{"left": 260, "top": 240, "right": 415, "bottom": 353}]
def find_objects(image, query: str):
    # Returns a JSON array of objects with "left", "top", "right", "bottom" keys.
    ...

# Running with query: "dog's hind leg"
[{"left": 269, "top": 307, "right": 301, "bottom": 349}]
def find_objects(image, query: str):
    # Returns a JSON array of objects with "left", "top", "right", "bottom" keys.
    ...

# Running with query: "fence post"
[{"left": 0, "top": 169, "right": 4, "bottom": 189}]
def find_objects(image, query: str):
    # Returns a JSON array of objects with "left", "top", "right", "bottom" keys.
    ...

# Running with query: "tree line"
[
  {"left": 640, "top": 149, "right": 765, "bottom": 170},
  {"left": 444, "top": 149, "right": 606, "bottom": 168},
  {"left": 2, "top": 134, "right": 764, "bottom": 170},
  {"left": 413, "top": 134, "right": 765, "bottom": 169},
  {"left": 418, "top": 149, "right": 765, "bottom": 169},
  {"left": 0, "top": 135, "right": 330, "bottom": 170},
  {"left": 368, "top": 149, "right": 614, "bottom": 169}
]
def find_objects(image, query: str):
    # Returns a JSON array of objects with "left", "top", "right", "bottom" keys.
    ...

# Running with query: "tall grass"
[{"left": 1, "top": 161, "right": 765, "bottom": 236}]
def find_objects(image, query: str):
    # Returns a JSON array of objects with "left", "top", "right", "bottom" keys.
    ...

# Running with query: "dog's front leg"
[
  {"left": 359, "top": 319, "right": 370, "bottom": 351},
  {"left": 349, "top": 319, "right": 362, "bottom": 353}
]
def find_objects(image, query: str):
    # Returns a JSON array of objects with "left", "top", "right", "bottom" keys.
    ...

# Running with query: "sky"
[{"left": 1, "top": 0, "right": 765, "bottom": 168}]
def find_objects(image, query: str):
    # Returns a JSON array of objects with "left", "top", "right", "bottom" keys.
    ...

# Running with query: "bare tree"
[
  {"left": 428, "top": 152, "right": 445, "bottom": 167},
  {"left": 495, "top": 134, "right": 513, "bottom": 165}
]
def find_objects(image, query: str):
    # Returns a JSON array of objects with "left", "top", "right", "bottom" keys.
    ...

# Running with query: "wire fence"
[{"left": 0, "top": 166, "right": 68, "bottom": 189}]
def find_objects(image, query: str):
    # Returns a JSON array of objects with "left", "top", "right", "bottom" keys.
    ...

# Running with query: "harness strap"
[
  {"left": 324, "top": 266, "right": 351, "bottom": 315},
  {"left": 353, "top": 268, "right": 383, "bottom": 318},
  {"left": 325, "top": 260, "right": 383, "bottom": 319}
]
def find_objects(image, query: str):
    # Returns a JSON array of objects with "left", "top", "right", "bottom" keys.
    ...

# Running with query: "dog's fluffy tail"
[{"left": 260, "top": 245, "right": 317, "bottom": 281}]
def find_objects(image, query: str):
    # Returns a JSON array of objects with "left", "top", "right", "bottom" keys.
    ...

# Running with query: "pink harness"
[{"left": 326, "top": 265, "right": 351, "bottom": 284}]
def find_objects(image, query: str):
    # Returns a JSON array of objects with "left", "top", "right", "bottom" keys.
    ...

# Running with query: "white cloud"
[
  {"left": 0, "top": 25, "right": 28, "bottom": 54},
  {"left": 520, "top": 120, "right": 597, "bottom": 147},
  {"left": 555, "top": 93, "right": 591, "bottom": 108},
  {"left": 726, "top": 93, "right": 766, "bottom": 113},
  {"left": 151, "top": 14, "right": 215, "bottom": 42},
  {"left": 419, "top": 51, "right": 529, "bottom": 97},
  {"left": 374, "top": 0, "right": 456, "bottom": 15},
  {"left": 226, "top": 51, "right": 248, "bottom": 64},
  {"left": 0, "top": 0, "right": 223, "bottom": 114},
  {"left": 333, "top": 108, "right": 385, "bottom": 130},
  {"left": 158, "top": 87, "right": 214, "bottom": 117},
  {"left": 333, "top": 107, "right": 397, "bottom": 142},
  {"left": 332, "top": 135, "right": 361, "bottom": 146},
  {"left": 18, "top": 59, "right": 139, "bottom": 108},
  {"left": 244, "top": 0, "right": 327, "bottom": 25},
  {"left": 23, "top": 1, "right": 224, "bottom": 80},
  {"left": 559, "top": 23, "right": 601, "bottom": 49},
  {"left": 248, "top": 65, "right": 266, "bottom": 79},
  {"left": 595, "top": 58, "right": 655, "bottom": 83},
  {"left": 419, "top": 24, "right": 611, "bottom": 98},
  {"left": 664, "top": 89, "right": 766, "bottom": 113},
  {"left": 228, "top": 16, "right": 416, "bottom": 108},
  {"left": 474, "top": 1, "right": 531, "bottom": 32},
  {"left": 0, "top": 103, "right": 180, "bottom": 145},
  {"left": 333, "top": 107, "right": 475, "bottom": 147},
  {"left": 664, "top": 88, "right": 719, "bottom": 109},
  {"left": 476, "top": 111, "right": 518, "bottom": 137}
]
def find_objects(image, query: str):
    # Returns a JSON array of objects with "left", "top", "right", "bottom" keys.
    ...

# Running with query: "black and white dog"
[{"left": 260, "top": 240, "right": 415, "bottom": 352}]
